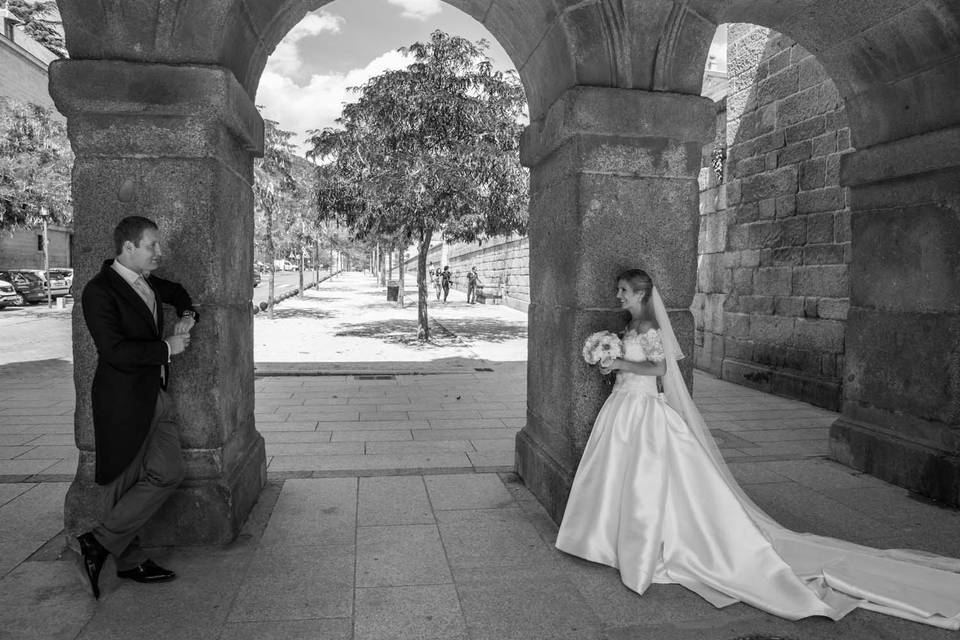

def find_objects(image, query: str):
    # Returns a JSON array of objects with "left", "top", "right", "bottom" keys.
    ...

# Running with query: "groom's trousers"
[{"left": 92, "top": 390, "right": 184, "bottom": 571}]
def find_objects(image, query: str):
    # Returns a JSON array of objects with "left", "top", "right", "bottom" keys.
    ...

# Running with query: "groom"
[{"left": 76, "top": 215, "right": 199, "bottom": 599}]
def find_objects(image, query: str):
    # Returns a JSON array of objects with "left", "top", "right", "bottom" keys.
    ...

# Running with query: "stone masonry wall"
[
  {"left": 405, "top": 236, "right": 531, "bottom": 313},
  {"left": 692, "top": 24, "right": 854, "bottom": 410}
]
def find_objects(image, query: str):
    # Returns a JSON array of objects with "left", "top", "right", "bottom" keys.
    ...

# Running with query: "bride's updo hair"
[{"left": 617, "top": 268, "right": 653, "bottom": 303}]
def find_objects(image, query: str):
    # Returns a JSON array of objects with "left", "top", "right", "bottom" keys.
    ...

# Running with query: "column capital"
[
  {"left": 520, "top": 86, "right": 715, "bottom": 169},
  {"left": 49, "top": 59, "right": 264, "bottom": 157}
]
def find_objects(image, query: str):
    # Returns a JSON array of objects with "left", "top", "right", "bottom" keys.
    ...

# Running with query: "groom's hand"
[
  {"left": 167, "top": 333, "right": 190, "bottom": 356},
  {"left": 173, "top": 316, "right": 196, "bottom": 335}
]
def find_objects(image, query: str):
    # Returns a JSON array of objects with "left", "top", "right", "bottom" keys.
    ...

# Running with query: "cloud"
[
  {"left": 387, "top": 0, "right": 442, "bottom": 20},
  {"left": 257, "top": 49, "right": 414, "bottom": 155},
  {"left": 266, "top": 11, "right": 345, "bottom": 77}
]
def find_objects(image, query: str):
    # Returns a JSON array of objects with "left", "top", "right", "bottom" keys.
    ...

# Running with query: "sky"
[{"left": 255, "top": 0, "right": 727, "bottom": 155}]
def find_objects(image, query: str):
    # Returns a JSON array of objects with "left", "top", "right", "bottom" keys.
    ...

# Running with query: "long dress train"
[{"left": 556, "top": 313, "right": 960, "bottom": 630}]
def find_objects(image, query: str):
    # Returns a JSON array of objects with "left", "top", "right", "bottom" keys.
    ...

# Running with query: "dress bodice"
[{"left": 613, "top": 328, "right": 664, "bottom": 396}]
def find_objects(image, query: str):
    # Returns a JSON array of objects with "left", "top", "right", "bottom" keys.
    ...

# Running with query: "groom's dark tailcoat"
[{"left": 82, "top": 259, "right": 198, "bottom": 484}]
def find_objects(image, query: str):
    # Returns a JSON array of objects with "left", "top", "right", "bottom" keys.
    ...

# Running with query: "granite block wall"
[{"left": 692, "top": 24, "right": 854, "bottom": 410}]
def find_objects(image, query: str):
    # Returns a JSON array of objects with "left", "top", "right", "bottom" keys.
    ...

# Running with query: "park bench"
[{"left": 474, "top": 284, "right": 502, "bottom": 304}]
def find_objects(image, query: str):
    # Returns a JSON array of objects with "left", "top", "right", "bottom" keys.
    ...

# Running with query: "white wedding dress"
[{"left": 556, "top": 290, "right": 960, "bottom": 630}]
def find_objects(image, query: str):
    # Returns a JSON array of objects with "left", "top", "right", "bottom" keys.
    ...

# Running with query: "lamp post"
[{"left": 40, "top": 205, "right": 51, "bottom": 308}]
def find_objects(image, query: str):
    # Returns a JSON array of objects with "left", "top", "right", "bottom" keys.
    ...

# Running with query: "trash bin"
[{"left": 386, "top": 280, "right": 399, "bottom": 301}]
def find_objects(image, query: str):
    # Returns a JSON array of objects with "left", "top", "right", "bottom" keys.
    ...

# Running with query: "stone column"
[
  {"left": 515, "top": 87, "right": 715, "bottom": 523},
  {"left": 51, "top": 60, "right": 267, "bottom": 544},
  {"left": 831, "top": 129, "right": 960, "bottom": 507}
]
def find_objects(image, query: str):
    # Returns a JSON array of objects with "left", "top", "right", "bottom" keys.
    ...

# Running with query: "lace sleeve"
[{"left": 644, "top": 330, "right": 666, "bottom": 362}]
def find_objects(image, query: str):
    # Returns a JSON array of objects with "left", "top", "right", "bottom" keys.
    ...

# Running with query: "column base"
[
  {"left": 514, "top": 428, "right": 575, "bottom": 525},
  {"left": 723, "top": 357, "right": 841, "bottom": 411},
  {"left": 830, "top": 418, "right": 960, "bottom": 507},
  {"left": 64, "top": 435, "right": 267, "bottom": 546}
]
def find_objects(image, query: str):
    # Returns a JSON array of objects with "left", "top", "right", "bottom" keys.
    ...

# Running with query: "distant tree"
[
  {"left": 307, "top": 31, "right": 528, "bottom": 340},
  {"left": 254, "top": 117, "right": 300, "bottom": 318},
  {"left": 0, "top": 98, "right": 72, "bottom": 230},
  {"left": 6, "top": 0, "right": 67, "bottom": 58}
]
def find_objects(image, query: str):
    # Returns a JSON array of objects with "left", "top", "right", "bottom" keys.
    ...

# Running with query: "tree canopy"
[
  {"left": 0, "top": 99, "right": 73, "bottom": 230},
  {"left": 306, "top": 30, "right": 529, "bottom": 339}
]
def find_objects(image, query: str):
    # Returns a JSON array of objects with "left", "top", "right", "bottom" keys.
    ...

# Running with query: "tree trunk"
[
  {"left": 377, "top": 243, "right": 385, "bottom": 285},
  {"left": 298, "top": 221, "right": 306, "bottom": 297},
  {"left": 266, "top": 204, "right": 276, "bottom": 320},
  {"left": 298, "top": 247, "right": 304, "bottom": 296},
  {"left": 417, "top": 228, "right": 432, "bottom": 340},
  {"left": 398, "top": 246, "right": 405, "bottom": 308}
]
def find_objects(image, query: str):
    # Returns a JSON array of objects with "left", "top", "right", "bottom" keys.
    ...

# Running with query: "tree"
[
  {"left": 307, "top": 31, "right": 528, "bottom": 340},
  {"left": 6, "top": 0, "right": 67, "bottom": 58},
  {"left": 254, "top": 117, "right": 300, "bottom": 318},
  {"left": 0, "top": 98, "right": 73, "bottom": 230}
]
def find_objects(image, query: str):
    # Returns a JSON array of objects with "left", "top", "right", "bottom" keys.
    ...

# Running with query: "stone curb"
[{"left": 0, "top": 466, "right": 518, "bottom": 485}]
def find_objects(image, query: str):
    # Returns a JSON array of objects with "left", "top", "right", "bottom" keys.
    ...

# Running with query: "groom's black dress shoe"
[
  {"left": 77, "top": 532, "right": 108, "bottom": 599},
  {"left": 117, "top": 559, "right": 176, "bottom": 583}
]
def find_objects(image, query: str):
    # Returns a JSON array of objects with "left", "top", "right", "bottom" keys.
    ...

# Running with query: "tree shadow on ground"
[
  {"left": 430, "top": 316, "right": 527, "bottom": 344},
  {"left": 263, "top": 291, "right": 347, "bottom": 304},
  {"left": 260, "top": 307, "right": 334, "bottom": 320},
  {"left": 335, "top": 319, "right": 462, "bottom": 348}
]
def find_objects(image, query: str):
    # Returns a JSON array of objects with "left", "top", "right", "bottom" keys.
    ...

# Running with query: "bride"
[{"left": 555, "top": 268, "right": 960, "bottom": 629}]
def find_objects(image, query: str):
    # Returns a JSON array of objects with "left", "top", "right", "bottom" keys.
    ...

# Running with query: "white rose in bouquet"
[{"left": 582, "top": 331, "right": 623, "bottom": 368}]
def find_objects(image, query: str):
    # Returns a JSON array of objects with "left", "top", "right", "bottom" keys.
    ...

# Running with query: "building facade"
[
  {"left": 0, "top": 13, "right": 58, "bottom": 109},
  {"left": 1, "top": 11, "right": 71, "bottom": 269},
  {"left": 0, "top": 224, "right": 71, "bottom": 269}
]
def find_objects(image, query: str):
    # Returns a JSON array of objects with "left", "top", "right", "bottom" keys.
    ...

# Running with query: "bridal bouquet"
[{"left": 582, "top": 330, "right": 623, "bottom": 367}]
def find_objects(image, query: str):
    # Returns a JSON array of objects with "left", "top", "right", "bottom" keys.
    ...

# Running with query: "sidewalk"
[{"left": 1, "top": 272, "right": 958, "bottom": 639}]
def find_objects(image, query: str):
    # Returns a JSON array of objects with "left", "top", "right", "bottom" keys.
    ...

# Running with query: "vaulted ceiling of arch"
[
  {"left": 706, "top": 0, "right": 960, "bottom": 146},
  {"left": 55, "top": 0, "right": 960, "bottom": 144}
]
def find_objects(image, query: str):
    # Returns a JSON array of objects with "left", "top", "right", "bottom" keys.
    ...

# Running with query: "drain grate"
[{"left": 354, "top": 374, "right": 396, "bottom": 380}]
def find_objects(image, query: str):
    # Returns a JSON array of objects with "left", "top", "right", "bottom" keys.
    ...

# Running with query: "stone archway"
[
  {"left": 707, "top": 1, "right": 960, "bottom": 507},
  {"left": 50, "top": 0, "right": 960, "bottom": 543}
]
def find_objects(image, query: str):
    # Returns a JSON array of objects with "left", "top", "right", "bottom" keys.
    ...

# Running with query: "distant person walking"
[
  {"left": 466, "top": 266, "right": 481, "bottom": 304},
  {"left": 441, "top": 266, "right": 452, "bottom": 303},
  {"left": 430, "top": 265, "right": 442, "bottom": 301}
]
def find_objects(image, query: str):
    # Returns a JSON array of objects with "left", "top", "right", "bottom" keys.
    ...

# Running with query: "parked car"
[
  {"left": 253, "top": 269, "right": 261, "bottom": 287},
  {"left": 0, "top": 270, "right": 46, "bottom": 304},
  {"left": 48, "top": 268, "right": 74, "bottom": 292},
  {"left": 273, "top": 259, "right": 295, "bottom": 272},
  {"left": 0, "top": 278, "right": 22, "bottom": 308},
  {"left": 21, "top": 269, "right": 70, "bottom": 297}
]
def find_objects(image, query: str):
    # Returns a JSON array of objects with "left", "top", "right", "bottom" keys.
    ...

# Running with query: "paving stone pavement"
[{"left": 1, "top": 272, "right": 959, "bottom": 639}]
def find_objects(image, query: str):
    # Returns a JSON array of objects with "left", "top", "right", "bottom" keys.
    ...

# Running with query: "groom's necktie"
[
  {"left": 132, "top": 275, "right": 157, "bottom": 327},
  {"left": 132, "top": 275, "right": 165, "bottom": 385}
]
